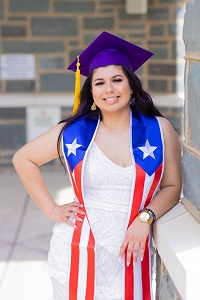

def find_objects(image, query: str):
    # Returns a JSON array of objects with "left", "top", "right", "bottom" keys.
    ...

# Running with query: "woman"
[{"left": 13, "top": 32, "right": 182, "bottom": 300}]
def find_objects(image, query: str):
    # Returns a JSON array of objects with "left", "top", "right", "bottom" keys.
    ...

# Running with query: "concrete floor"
[{"left": 0, "top": 170, "right": 73, "bottom": 300}]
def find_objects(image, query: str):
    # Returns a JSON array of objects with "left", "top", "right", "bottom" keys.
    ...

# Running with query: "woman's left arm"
[
  {"left": 119, "top": 117, "right": 182, "bottom": 266},
  {"left": 147, "top": 117, "right": 182, "bottom": 218}
]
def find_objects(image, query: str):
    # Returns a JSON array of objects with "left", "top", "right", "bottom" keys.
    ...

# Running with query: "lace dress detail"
[
  {"left": 84, "top": 142, "right": 135, "bottom": 299},
  {"left": 44, "top": 141, "right": 135, "bottom": 300}
]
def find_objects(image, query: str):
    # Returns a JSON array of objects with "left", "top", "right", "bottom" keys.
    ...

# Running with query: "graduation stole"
[{"left": 62, "top": 111, "right": 164, "bottom": 300}]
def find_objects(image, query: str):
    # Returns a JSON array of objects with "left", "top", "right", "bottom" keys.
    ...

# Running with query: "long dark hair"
[{"left": 57, "top": 65, "right": 164, "bottom": 166}]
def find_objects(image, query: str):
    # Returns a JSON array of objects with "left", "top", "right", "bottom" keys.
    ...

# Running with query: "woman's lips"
[{"left": 104, "top": 96, "right": 119, "bottom": 103}]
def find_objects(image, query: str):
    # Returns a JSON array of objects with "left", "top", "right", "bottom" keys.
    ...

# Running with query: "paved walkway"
[
  {"left": 0, "top": 170, "right": 156, "bottom": 300},
  {"left": 0, "top": 170, "right": 73, "bottom": 300}
]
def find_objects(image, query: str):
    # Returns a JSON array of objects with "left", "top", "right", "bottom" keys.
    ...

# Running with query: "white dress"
[{"left": 44, "top": 141, "right": 135, "bottom": 300}]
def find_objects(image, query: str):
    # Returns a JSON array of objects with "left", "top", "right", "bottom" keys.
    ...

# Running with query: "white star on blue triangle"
[
  {"left": 65, "top": 138, "right": 82, "bottom": 157},
  {"left": 138, "top": 140, "right": 157, "bottom": 159}
]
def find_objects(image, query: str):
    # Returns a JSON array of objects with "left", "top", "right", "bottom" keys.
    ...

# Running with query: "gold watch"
[{"left": 138, "top": 211, "right": 154, "bottom": 225}]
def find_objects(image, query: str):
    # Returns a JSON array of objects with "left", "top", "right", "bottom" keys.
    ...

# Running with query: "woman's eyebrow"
[
  {"left": 93, "top": 74, "right": 123, "bottom": 83},
  {"left": 93, "top": 78, "right": 104, "bottom": 83},
  {"left": 112, "top": 75, "right": 123, "bottom": 78}
]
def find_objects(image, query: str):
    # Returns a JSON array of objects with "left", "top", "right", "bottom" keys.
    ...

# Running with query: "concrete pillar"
[
  {"left": 155, "top": 2, "right": 200, "bottom": 300},
  {"left": 182, "top": 0, "right": 200, "bottom": 210}
]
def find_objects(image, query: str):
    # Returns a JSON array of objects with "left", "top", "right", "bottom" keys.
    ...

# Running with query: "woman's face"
[{"left": 91, "top": 65, "right": 132, "bottom": 115}]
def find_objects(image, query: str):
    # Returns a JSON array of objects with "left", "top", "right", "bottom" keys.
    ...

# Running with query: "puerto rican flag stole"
[{"left": 62, "top": 110, "right": 164, "bottom": 300}]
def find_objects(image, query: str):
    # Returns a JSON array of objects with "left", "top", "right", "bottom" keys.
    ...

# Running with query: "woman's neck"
[{"left": 101, "top": 109, "right": 131, "bottom": 131}]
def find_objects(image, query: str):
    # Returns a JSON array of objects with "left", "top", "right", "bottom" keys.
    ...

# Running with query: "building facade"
[{"left": 0, "top": 0, "right": 185, "bottom": 169}]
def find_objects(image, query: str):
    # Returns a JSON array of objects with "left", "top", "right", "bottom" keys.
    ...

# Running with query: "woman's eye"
[
  {"left": 95, "top": 82, "right": 104, "bottom": 86},
  {"left": 113, "top": 78, "right": 122, "bottom": 82}
]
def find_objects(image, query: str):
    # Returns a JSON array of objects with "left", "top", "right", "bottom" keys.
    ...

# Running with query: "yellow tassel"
[{"left": 73, "top": 55, "right": 81, "bottom": 114}]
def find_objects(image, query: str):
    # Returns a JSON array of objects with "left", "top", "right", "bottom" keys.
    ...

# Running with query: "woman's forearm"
[
  {"left": 147, "top": 184, "right": 181, "bottom": 220},
  {"left": 12, "top": 123, "right": 65, "bottom": 218},
  {"left": 13, "top": 153, "right": 56, "bottom": 218}
]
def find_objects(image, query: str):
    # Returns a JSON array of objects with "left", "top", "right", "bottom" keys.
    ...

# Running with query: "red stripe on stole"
[
  {"left": 73, "top": 161, "right": 84, "bottom": 204},
  {"left": 69, "top": 161, "right": 96, "bottom": 299},
  {"left": 69, "top": 161, "right": 85, "bottom": 299},
  {"left": 141, "top": 237, "right": 151, "bottom": 300},
  {"left": 125, "top": 164, "right": 146, "bottom": 300},
  {"left": 69, "top": 218, "right": 83, "bottom": 299},
  {"left": 85, "top": 230, "right": 95, "bottom": 300},
  {"left": 141, "top": 164, "right": 163, "bottom": 300},
  {"left": 67, "top": 161, "right": 81, "bottom": 202},
  {"left": 144, "top": 164, "right": 163, "bottom": 208}
]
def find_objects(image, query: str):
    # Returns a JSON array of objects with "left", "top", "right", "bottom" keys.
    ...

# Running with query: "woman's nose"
[{"left": 105, "top": 82, "right": 114, "bottom": 93}]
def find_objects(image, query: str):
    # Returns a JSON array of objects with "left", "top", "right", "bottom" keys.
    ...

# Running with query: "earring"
[
  {"left": 130, "top": 97, "right": 135, "bottom": 106},
  {"left": 91, "top": 102, "right": 97, "bottom": 110}
]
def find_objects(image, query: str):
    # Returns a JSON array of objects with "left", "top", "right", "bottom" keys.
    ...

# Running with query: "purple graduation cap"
[{"left": 67, "top": 31, "right": 153, "bottom": 77}]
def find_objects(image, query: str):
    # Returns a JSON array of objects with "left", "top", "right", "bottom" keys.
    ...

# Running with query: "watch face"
[{"left": 140, "top": 212, "right": 150, "bottom": 221}]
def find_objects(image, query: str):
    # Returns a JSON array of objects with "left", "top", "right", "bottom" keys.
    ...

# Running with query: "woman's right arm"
[{"left": 13, "top": 123, "right": 84, "bottom": 226}]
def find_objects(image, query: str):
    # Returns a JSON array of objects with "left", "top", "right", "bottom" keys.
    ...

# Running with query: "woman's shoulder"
[
  {"left": 62, "top": 115, "right": 99, "bottom": 133},
  {"left": 56, "top": 122, "right": 66, "bottom": 130},
  {"left": 156, "top": 116, "right": 180, "bottom": 146},
  {"left": 156, "top": 116, "right": 175, "bottom": 133},
  {"left": 47, "top": 122, "right": 66, "bottom": 136}
]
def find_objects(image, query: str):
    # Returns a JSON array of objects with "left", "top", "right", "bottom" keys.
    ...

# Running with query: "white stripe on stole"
[
  {"left": 134, "top": 172, "right": 155, "bottom": 300},
  {"left": 148, "top": 236, "right": 153, "bottom": 300},
  {"left": 140, "top": 172, "right": 155, "bottom": 210},
  {"left": 77, "top": 216, "right": 91, "bottom": 299},
  {"left": 121, "top": 257, "right": 126, "bottom": 300},
  {"left": 134, "top": 257, "right": 143, "bottom": 300},
  {"left": 61, "top": 136, "right": 73, "bottom": 298},
  {"left": 66, "top": 230, "right": 72, "bottom": 298}
]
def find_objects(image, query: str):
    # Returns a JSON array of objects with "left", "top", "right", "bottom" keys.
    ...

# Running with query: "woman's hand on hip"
[
  {"left": 48, "top": 201, "right": 85, "bottom": 227},
  {"left": 119, "top": 217, "right": 150, "bottom": 266}
]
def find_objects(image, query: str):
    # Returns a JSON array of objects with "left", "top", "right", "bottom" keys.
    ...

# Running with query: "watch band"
[{"left": 138, "top": 208, "right": 156, "bottom": 225}]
